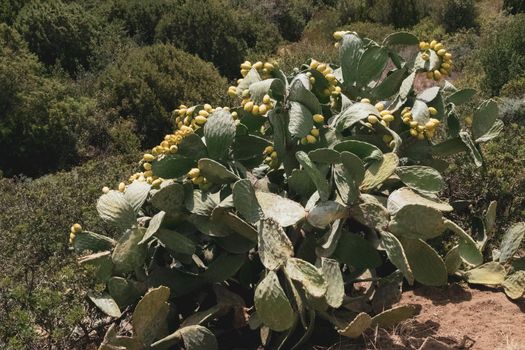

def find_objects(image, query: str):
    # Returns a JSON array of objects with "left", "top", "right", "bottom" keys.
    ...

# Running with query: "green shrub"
[
  {"left": 337, "top": 0, "right": 426, "bottom": 28},
  {"left": 479, "top": 14, "right": 525, "bottom": 95},
  {"left": 0, "top": 153, "right": 139, "bottom": 349},
  {"left": 439, "top": 0, "right": 477, "bottom": 33},
  {"left": 15, "top": 0, "right": 101, "bottom": 75},
  {"left": 409, "top": 16, "right": 446, "bottom": 40},
  {"left": 504, "top": 0, "right": 525, "bottom": 14},
  {"left": 97, "top": 43, "right": 228, "bottom": 149},
  {"left": 106, "top": 0, "right": 177, "bottom": 44},
  {"left": 0, "top": 0, "right": 28, "bottom": 24},
  {"left": 501, "top": 76, "right": 525, "bottom": 98}
]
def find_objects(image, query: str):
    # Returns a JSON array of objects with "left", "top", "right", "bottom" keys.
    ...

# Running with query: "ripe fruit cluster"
[
  {"left": 262, "top": 145, "right": 278, "bottom": 169},
  {"left": 308, "top": 59, "right": 341, "bottom": 97},
  {"left": 174, "top": 104, "right": 216, "bottom": 130},
  {"left": 69, "top": 223, "right": 82, "bottom": 244},
  {"left": 401, "top": 106, "right": 441, "bottom": 140},
  {"left": 239, "top": 60, "right": 276, "bottom": 80},
  {"left": 241, "top": 90, "right": 274, "bottom": 117},
  {"left": 186, "top": 167, "right": 211, "bottom": 190},
  {"left": 419, "top": 40, "right": 453, "bottom": 81}
]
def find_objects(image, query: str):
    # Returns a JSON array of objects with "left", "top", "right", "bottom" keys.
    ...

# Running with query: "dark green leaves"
[
  {"left": 254, "top": 271, "right": 295, "bottom": 332},
  {"left": 340, "top": 32, "right": 363, "bottom": 86},
  {"left": 472, "top": 99, "right": 498, "bottom": 140},
  {"left": 232, "top": 179, "right": 263, "bottom": 224},
  {"left": 357, "top": 46, "right": 388, "bottom": 85},
  {"left": 395, "top": 166, "right": 445, "bottom": 195},
  {"left": 198, "top": 158, "right": 239, "bottom": 184},
  {"left": 153, "top": 155, "right": 195, "bottom": 179},
  {"left": 288, "top": 101, "right": 314, "bottom": 138},
  {"left": 296, "top": 151, "right": 330, "bottom": 201}
]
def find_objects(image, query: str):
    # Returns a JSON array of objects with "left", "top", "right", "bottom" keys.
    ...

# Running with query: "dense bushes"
[
  {"left": 479, "top": 14, "right": 525, "bottom": 95},
  {"left": 504, "top": 0, "right": 525, "bottom": 14},
  {"left": 97, "top": 44, "right": 228, "bottom": 148},
  {"left": 0, "top": 153, "right": 138, "bottom": 349},
  {"left": 439, "top": 0, "right": 477, "bottom": 32},
  {"left": 337, "top": 0, "right": 425, "bottom": 28},
  {"left": 15, "top": 0, "right": 101, "bottom": 75},
  {"left": 155, "top": 0, "right": 281, "bottom": 78}
]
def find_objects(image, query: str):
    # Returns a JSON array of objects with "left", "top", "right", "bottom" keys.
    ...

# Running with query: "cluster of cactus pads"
[{"left": 71, "top": 31, "right": 524, "bottom": 349}]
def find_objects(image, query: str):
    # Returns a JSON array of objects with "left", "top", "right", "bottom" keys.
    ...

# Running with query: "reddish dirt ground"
[{"left": 329, "top": 284, "right": 525, "bottom": 350}]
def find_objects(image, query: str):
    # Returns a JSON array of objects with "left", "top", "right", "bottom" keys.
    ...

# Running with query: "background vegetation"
[{"left": 0, "top": 0, "right": 523, "bottom": 348}]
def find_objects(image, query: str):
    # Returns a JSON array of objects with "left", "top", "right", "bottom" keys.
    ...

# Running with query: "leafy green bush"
[
  {"left": 504, "top": 0, "right": 525, "bottom": 14},
  {"left": 106, "top": 0, "right": 176, "bottom": 44},
  {"left": 337, "top": 0, "right": 426, "bottom": 28},
  {"left": 0, "top": 153, "right": 139, "bottom": 349},
  {"left": 15, "top": 0, "right": 101, "bottom": 75},
  {"left": 479, "top": 14, "right": 525, "bottom": 95},
  {"left": 439, "top": 0, "right": 477, "bottom": 33},
  {"left": 0, "top": 0, "right": 28, "bottom": 24},
  {"left": 97, "top": 43, "right": 228, "bottom": 149},
  {"left": 73, "top": 31, "right": 518, "bottom": 350}
]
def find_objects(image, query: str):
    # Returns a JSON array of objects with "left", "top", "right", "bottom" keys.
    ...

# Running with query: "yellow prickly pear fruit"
[
  {"left": 169, "top": 145, "right": 178, "bottom": 153},
  {"left": 382, "top": 135, "right": 393, "bottom": 143},
  {"left": 367, "top": 115, "right": 379, "bottom": 124},
  {"left": 69, "top": 232, "right": 76, "bottom": 242},
  {"left": 316, "top": 63, "right": 327, "bottom": 72},
  {"left": 228, "top": 87, "right": 237, "bottom": 97},
  {"left": 364, "top": 122, "right": 373, "bottom": 128},
  {"left": 426, "top": 71, "right": 434, "bottom": 79},
  {"left": 306, "top": 134, "right": 317, "bottom": 144},
  {"left": 434, "top": 43, "right": 443, "bottom": 51},
  {"left": 143, "top": 170, "right": 153, "bottom": 178},
  {"left": 192, "top": 176, "right": 205, "bottom": 185},
  {"left": 241, "top": 69, "right": 249, "bottom": 77},
  {"left": 263, "top": 94, "right": 271, "bottom": 104},
  {"left": 439, "top": 68, "right": 448, "bottom": 76},
  {"left": 270, "top": 151, "right": 278, "bottom": 159},
  {"left": 410, "top": 121, "right": 418, "bottom": 128},
  {"left": 309, "top": 59, "right": 319, "bottom": 69},
  {"left": 253, "top": 61, "right": 263, "bottom": 70},
  {"left": 195, "top": 116, "right": 208, "bottom": 125},
  {"left": 151, "top": 178, "right": 162, "bottom": 187},
  {"left": 417, "top": 132, "right": 425, "bottom": 140},
  {"left": 72, "top": 223, "right": 82, "bottom": 233},
  {"left": 231, "top": 111, "right": 238, "bottom": 119},
  {"left": 375, "top": 102, "right": 385, "bottom": 111},
  {"left": 433, "top": 70, "right": 442, "bottom": 80},
  {"left": 333, "top": 31, "right": 344, "bottom": 40},
  {"left": 252, "top": 105, "right": 260, "bottom": 116},
  {"left": 444, "top": 52, "right": 452, "bottom": 60},
  {"left": 430, "top": 118, "right": 440, "bottom": 126},
  {"left": 402, "top": 117, "right": 411, "bottom": 124},
  {"left": 428, "top": 107, "right": 438, "bottom": 116},
  {"left": 437, "top": 49, "right": 446, "bottom": 56},
  {"left": 383, "top": 114, "right": 395, "bottom": 122},
  {"left": 309, "top": 76, "right": 316, "bottom": 84},
  {"left": 204, "top": 103, "right": 212, "bottom": 112},
  {"left": 325, "top": 73, "right": 336, "bottom": 81},
  {"left": 263, "top": 146, "right": 274, "bottom": 154},
  {"left": 263, "top": 62, "right": 274, "bottom": 71},
  {"left": 102, "top": 186, "right": 110, "bottom": 193},
  {"left": 244, "top": 101, "right": 254, "bottom": 112},
  {"left": 360, "top": 98, "right": 371, "bottom": 104},
  {"left": 429, "top": 40, "right": 438, "bottom": 49},
  {"left": 259, "top": 104, "right": 268, "bottom": 115},
  {"left": 198, "top": 110, "right": 209, "bottom": 117},
  {"left": 380, "top": 110, "right": 390, "bottom": 117},
  {"left": 419, "top": 41, "right": 430, "bottom": 50},
  {"left": 310, "top": 128, "right": 320, "bottom": 137},
  {"left": 332, "top": 86, "right": 342, "bottom": 95},
  {"left": 143, "top": 153, "right": 155, "bottom": 162},
  {"left": 410, "top": 128, "right": 418, "bottom": 137},
  {"left": 422, "top": 53, "right": 430, "bottom": 61},
  {"left": 240, "top": 61, "right": 252, "bottom": 70},
  {"left": 313, "top": 114, "right": 324, "bottom": 123},
  {"left": 118, "top": 182, "right": 126, "bottom": 192},
  {"left": 425, "top": 120, "right": 435, "bottom": 129},
  {"left": 441, "top": 63, "right": 451, "bottom": 70},
  {"left": 188, "top": 168, "right": 200, "bottom": 178},
  {"left": 143, "top": 162, "right": 152, "bottom": 171},
  {"left": 334, "top": 42, "right": 340, "bottom": 48}
]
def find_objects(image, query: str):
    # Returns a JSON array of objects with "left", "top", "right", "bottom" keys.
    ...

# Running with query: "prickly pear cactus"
[{"left": 70, "top": 31, "right": 516, "bottom": 349}]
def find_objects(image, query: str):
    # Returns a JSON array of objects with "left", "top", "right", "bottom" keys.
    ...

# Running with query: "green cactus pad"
[
  {"left": 333, "top": 140, "right": 382, "bottom": 161},
  {"left": 99, "top": 324, "right": 144, "bottom": 350},
  {"left": 387, "top": 187, "right": 453, "bottom": 215},
  {"left": 108, "top": 277, "right": 144, "bottom": 308},
  {"left": 295, "top": 151, "right": 331, "bottom": 201},
  {"left": 321, "top": 258, "right": 344, "bottom": 308},
  {"left": 349, "top": 200, "right": 389, "bottom": 231},
  {"left": 198, "top": 158, "right": 239, "bottom": 184},
  {"left": 138, "top": 211, "right": 165, "bottom": 245},
  {"left": 124, "top": 181, "right": 151, "bottom": 213},
  {"left": 444, "top": 245, "right": 462, "bottom": 275},
  {"left": 360, "top": 153, "right": 399, "bottom": 191},
  {"left": 502, "top": 271, "right": 525, "bottom": 300},
  {"left": 401, "top": 238, "right": 447, "bottom": 286},
  {"left": 73, "top": 231, "right": 116, "bottom": 253},
  {"left": 395, "top": 166, "right": 445, "bottom": 195},
  {"left": 151, "top": 183, "right": 185, "bottom": 213},
  {"left": 472, "top": 99, "right": 498, "bottom": 141},
  {"left": 443, "top": 220, "right": 483, "bottom": 266},
  {"left": 258, "top": 218, "right": 293, "bottom": 270},
  {"left": 202, "top": 254, "right": 245, "bottom": 283},
  {"left": 337, "top": 312, "right": 372, "bottom": 338},
  {"left": 285, "top": 257, "right": 327, "bottom": 298},
  {"left": 389, "top": 204, "right": 445, "bottom": 240},
  {"left": 370, "top": 305, "right": 419, "bottom": 328},
  {"left": 133, "top": 286, "right": 170, "bottom": 346},
  {"left": 255, "top": 191, "right": 305, "bottom": 227},
  {"left": 112, "top": 227, "right": 147, "bottom": 274},
  {"left": 254, "top": 271, "right": 295, "bottom": 332},
  {"left": 499, "top": 223, "right": 525, "bottom": 263},
  {"left": 307, "top": 201, "right": 348, "bottom": 229},
  {"left": 152, "top": 154, "right": 195, "bottom": 179},
  {"left": 334, "top": 232, "right": 382, "bottom": 271},
  {"left": 203, "top": 109, "right": 236, "bottom": 160},
  {"left": 380, "top": 231, "right": 414, "bottom": 285},
  {"left": 96, "top": 190, "right": 136, "bottom": 230},
  {"left": 88, "top": 292, "right": 121, "bottom": 318},
  {"left": 288, "top": 169, "right": 316, "bottom": 199},
  {"left": 77, "top": 251, "right": 113, "bottom": 282},
  {"left": 465, "top": 262, "right": 507, "bottom": 285},
  {"left": 308, "top": 148, "right": 341, "bottom": 164},
  {"left": 155, "top": 228, "right": 196, "bottom": 255},
  {"left": 232, "top": 179, "right": 263, "bottom": 224}
]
